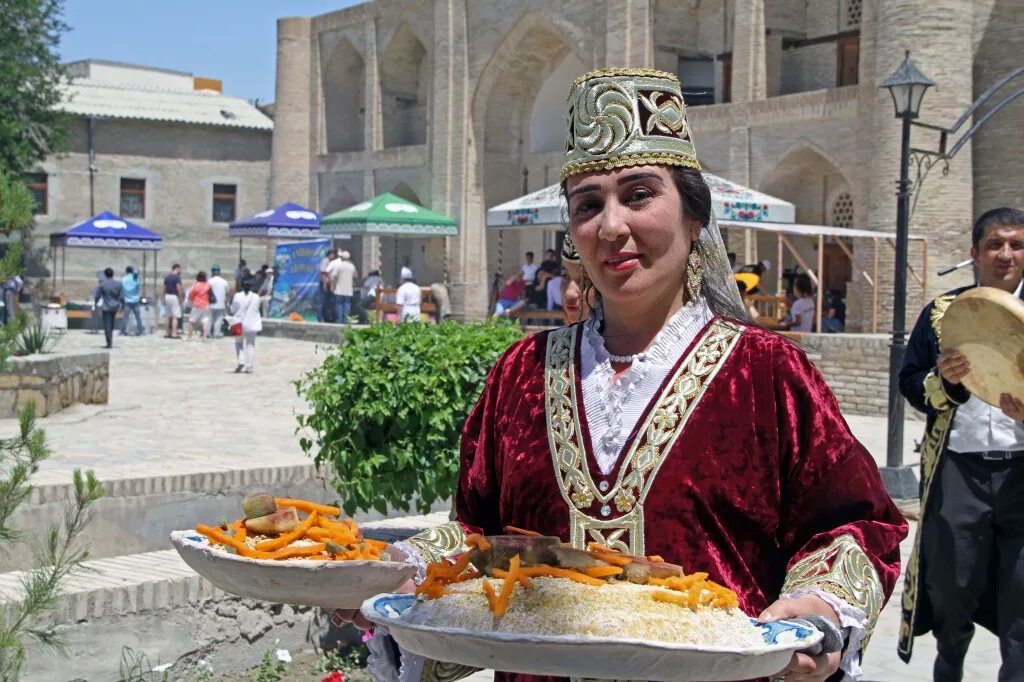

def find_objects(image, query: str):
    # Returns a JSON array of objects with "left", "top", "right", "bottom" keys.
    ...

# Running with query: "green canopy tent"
[{"left": 320, "top": 193, "right": 458, "bottom": 283}]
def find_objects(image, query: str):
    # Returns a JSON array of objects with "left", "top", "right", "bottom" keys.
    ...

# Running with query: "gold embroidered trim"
[
  {"left": 561, "top": 153, "right": 702, "bottom": 182},
  {"left": 929, "top": 293, "right": 956, "bottom": 344},
  {"left": 569, "top": 67, "right": 681, "bottom": 90},
  {"left": 923, "top": 369, "right": 950, "bottom": 411},
  {"left": 405, "top": 521, "right": 467, "bottom": 564},
  {"left": 545, "top": 321, "right": 744, "bottom": 555},
  {"left": 899, "top": 292, "right": 961, "bottom": 659},
  {"left": 782, "top": 534, "right": 884, "bottom": 634}
]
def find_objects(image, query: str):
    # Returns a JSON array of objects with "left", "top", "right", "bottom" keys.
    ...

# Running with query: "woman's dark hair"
[
  {"left": 794, "top": 273, "right": 814, "bottom": 296},
  {"left": 196, "top": 271, "right": 207, "bottom": 282},
  {"left": 669, "top": 167, "right": 750, "bottom": 322},
  {"left": 241, "top": 275, "right": 254, "bottom": 294}
]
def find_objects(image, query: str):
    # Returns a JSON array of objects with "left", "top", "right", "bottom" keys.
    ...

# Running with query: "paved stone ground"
[
  {"left": 0, "top": 330, "right": 325, "bottom": 486},
  {"left": 0, "top": 330, "right": 1002, "bottom": 679}
]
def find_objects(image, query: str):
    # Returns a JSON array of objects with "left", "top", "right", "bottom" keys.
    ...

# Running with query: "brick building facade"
[
  {"left": 28, "top": 60, "right": 273, "bottom": 298},
  {"left": 272, "top": 0, "right": 1018, "bottom": 323}
]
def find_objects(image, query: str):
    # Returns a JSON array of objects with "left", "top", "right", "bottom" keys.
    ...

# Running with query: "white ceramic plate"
[
  {"left": 170, "top": 530, "right": 416, "bottom": 608},
  {"left": 362, "top": 593, "right": 822, "bottom": 682}
]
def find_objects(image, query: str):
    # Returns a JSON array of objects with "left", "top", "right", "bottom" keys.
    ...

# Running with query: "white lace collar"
[{"left": 578, "top": 297, "right": 714, "bottom": 475}]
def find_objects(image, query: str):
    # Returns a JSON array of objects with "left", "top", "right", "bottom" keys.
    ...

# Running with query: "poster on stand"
[{"left": 269, "top": 239, "right": 330, "bottom": 320}]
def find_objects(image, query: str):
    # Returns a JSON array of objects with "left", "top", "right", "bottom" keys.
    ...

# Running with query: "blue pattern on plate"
[
  {"left": 753, "top": 618, "right": 816, "bottom": 645},
  {"left": 374, "top": 593, "right": 416, "bottom": 619}
]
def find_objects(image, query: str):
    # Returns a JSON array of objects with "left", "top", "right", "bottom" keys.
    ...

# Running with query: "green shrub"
[
  {"left": 296, "top": 320, "right": 524, "bottom": 515},
  {"left": 14, "top": 319, "right": 57, "bottom": 356}
]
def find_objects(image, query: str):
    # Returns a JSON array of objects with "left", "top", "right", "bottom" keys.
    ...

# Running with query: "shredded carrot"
[
  {"left": 518, "top": 565, "right": 606, "bottom": 587},
  {"left": 305, "top": 527, "right": 337, "bottom": 542},
  {"left": 465, "top": 533, "right": 492, "bottom": 552},
  {"left": 492, "top": 554, "right": 520, "bottom": 617},
  {"left": 587, "top": 550, "right": 632, "bottom": 566},
  {"left": 492, "top": 567, "right": 534, "bottom": 589},
  {"left": 269, "top": 543, "right": 327, "bottom": 560},
  {"left": 582, "top": 566, "right": 624, "bottom": 579},
  {"left": 255, "top": 511, "right": 318, "bottom": 552},
  {"left": 197, "top": 523, "right": 251, "bottom": 556},
  {"left": 275, "top": 498, "right": 340, "bottom": 517},
  {"left": 586, "top": 542, "right": 619, "bottom": 554},
  {"left": 230, "top": 520, "right": 247, "bottom": 543},
  {"left": 482, "top": 580, "right": 498, "bottom": 611},
  {"left": 647, "top": 555, "right": 665, "bottom": 563},
  {"left": 503, "top": 525, "right": 542, "bottom": 537}
]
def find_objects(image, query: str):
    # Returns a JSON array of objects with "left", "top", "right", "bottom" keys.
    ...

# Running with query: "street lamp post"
[{"left": 879, "top": 52, "right": 934, "bottom": 499}]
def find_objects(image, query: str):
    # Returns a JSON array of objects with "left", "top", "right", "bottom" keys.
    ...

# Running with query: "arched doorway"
[{"left": 472, "top": 12, "right": 587, "bottom": 293}]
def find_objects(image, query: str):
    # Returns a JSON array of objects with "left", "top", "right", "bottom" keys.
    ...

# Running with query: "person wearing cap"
[
  {"left": 342, "top": 69, "right": 906, "bottom": 682},
  {"left": 395, "top": 267, "right": 421, "bottom": 323},
  {"left": 208, "top": 265, "right": 230, "bottom": 337},
  {"left": 558, "top": 232, "right": 592, "bottom": 324},
  {"left": 327, "top": 249, "right": 358, "bottom": 324},
  {"left": 120, "top": 265, "right": 143, "bottom": 336}
]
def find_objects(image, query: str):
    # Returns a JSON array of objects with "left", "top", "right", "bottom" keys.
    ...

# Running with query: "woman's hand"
[
  {"left": 760, "top": 594, "right": 841, "bottom": 682},
  {"left": 331, "top": 577, "right": 416, "bottom": 629}
]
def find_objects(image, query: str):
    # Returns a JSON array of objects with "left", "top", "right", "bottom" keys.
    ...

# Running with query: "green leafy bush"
[{"left": 296, "top": 321, "right": 524, "bottom": 515}]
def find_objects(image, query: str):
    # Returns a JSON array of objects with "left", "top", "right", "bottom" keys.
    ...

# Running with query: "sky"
[{"left": 59, "top": 0, "right": 363, "bottom": 104}]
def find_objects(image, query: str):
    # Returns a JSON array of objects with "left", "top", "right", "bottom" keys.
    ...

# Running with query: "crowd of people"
[
  {"left": 316, "top": 249, "right": 424, "bottom": 324},
  {"left": 85, "top": 259, "right": 265, "bottom": 373}
]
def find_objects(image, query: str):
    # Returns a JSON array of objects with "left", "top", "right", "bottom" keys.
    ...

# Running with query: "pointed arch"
[
  {"left": 381, "top": 23, "right": 429, "bottom": 148},
  {"left": 322, "top": 37, "right": 365, "bottom": 152}
]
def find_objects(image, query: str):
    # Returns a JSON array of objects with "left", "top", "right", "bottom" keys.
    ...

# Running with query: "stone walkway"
[
  {"left": 0, "top": 331, "right": 325, "bottom": 486},
  {"left": 0, "top": 330, "right": 1002, "bottom": 679}
]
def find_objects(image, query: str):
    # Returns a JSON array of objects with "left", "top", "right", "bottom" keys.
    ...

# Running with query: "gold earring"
[{"left": 686, "top": 243, "right": 704, "bottom": 301}]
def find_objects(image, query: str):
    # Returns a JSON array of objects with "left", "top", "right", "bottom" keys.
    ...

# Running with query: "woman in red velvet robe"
[{"left": 354, "top": 69, "right": 907, "bottom": 682}]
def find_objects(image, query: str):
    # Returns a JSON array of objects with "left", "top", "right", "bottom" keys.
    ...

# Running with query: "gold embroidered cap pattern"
[{"left": 562, "top": 69, "right": 700, "bottom": 182}]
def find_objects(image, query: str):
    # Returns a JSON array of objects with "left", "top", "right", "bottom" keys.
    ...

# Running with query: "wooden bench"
[
  {"left": 374, "top": 287, "right": 439, "bottom": 323},
  {"left": 747, "top": 295, "right": 789, "bottom": 330},
  {"left": 508, "top": 308, "right": 565, "bottom": 329}
]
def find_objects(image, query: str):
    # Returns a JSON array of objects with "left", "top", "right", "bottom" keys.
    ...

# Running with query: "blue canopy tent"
[
  {"left": 229, "top": 202, "right": 332, "bottom": 261},
  {"left": 49, "top": 211, "right": 163, "bottom": 296}
]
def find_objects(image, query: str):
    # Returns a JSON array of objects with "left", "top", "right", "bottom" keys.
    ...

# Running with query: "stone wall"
[
  {"left": 795, "top": 332, "right": 891, "bottom": 416},
  {"left": 0, "top": 351, "right": 108, "bottom": 418},
  {"left": 17, "top": 575, "right": 330, "bottom": 682}
]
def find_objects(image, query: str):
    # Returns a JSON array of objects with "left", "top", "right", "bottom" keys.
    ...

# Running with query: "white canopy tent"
[{"left": 486, "top": 174, "right": 796, "bottom": 230}]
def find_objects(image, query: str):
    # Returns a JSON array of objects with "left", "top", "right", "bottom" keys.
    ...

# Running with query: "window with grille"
[
  {"left": 25, "top": 173, "right": 47, "bottom": 215},
  {"left": 120, "top": 178, "right": 146, "bottom": 219},
  {"left": 846, "top": 0, "right": 863, "bottom": 27},
  {"left": 831, "top": 192, "right": 855, "bottom": 228},
  {"left": 212, "top": 184, "right": 237, "bottom": 222}
]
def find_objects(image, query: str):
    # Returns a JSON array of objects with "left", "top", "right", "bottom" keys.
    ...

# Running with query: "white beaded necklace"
[{"left": 608, "top": 351, "right": 648, "bottom": 364}]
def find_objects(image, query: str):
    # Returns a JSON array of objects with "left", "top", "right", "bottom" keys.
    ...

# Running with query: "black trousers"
[
  {"left": 923, "top": 449, "right": 1024, "bottom": 681},
  {"left": 101, "top": 310, "right": 116, "bottom": 348}
]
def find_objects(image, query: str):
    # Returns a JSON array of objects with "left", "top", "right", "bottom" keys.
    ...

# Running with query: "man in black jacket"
[{"left": 898, "top": 207, "right": 1024, "bottom": 680}]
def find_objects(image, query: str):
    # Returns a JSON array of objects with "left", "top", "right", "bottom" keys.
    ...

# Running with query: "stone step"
[{"left": 1, "top": 511, "right": 450, "bottom": 682}]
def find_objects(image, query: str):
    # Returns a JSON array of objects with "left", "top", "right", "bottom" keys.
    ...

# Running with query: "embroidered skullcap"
[
  {"left": 561, "top": 68, "right": 700, "bottom": 183},
  {"left": 400, "top": 266, "right": 413, "bottom": 280},
  {"left": 561, "top": 232, "right": 580, "bottom": 264}
]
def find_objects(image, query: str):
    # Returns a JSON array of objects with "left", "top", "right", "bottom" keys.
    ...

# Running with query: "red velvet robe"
[{"left": 450, "top": 318, "right": 907, "bottom": 682}]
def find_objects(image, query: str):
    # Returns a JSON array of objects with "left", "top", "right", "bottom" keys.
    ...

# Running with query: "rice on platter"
[
  {"left": 407, "top": 533, "right": 764, "bottom": 649},
  {"left": 407, "top": 576, "right": 764, "bottom": 648}
]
